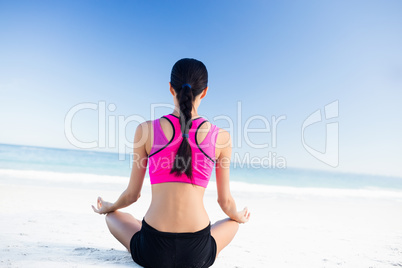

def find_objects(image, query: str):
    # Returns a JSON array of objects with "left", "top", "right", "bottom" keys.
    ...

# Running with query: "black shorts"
[{"left": 130, "top": 219, "right": 217, "bottom": 268}]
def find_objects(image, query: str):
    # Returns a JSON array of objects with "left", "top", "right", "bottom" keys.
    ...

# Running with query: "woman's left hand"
[{"left": 92, "top": 197, "right": 114, "bottom": 215}]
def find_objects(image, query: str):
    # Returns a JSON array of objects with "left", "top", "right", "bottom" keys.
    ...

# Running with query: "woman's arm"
[
  {"left": 92, "top": 121, "right": 150, "bottom": 214},
  {"left": 215, "top": 129, "right": 250, "bottom": 223}
]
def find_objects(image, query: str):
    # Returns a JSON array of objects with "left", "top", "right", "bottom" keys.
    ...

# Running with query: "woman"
[{"left": 92, "top": 58, "right": 250, "bottom": 268}]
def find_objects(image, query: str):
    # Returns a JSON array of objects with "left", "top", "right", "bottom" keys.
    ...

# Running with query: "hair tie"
[
  {"left": 182, "top": 133, "right": 189, "bottom": 138},
  {"left": 182, "top": 83, "right": 191, "bottom": 89}
]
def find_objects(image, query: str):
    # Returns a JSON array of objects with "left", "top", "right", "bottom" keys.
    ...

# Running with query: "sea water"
[{"left": 1, "top": 143, "right": 402, "bottom": 193}]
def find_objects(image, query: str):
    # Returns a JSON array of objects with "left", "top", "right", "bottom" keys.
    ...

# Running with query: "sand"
[{"left": 1, "top": 169, "right": 402, "bottom": 267}]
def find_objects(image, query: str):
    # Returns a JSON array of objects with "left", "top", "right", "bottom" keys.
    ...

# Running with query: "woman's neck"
[{"left": 171, "top": 109, "right": 199, "bottom": 119}]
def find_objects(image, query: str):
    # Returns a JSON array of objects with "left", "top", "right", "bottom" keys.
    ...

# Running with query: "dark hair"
[{"left": 169, "top": 58, "right": 208, "bottom": 180}]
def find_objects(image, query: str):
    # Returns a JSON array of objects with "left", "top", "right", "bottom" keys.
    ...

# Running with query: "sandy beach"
[{"left": 1, "top": 169, "right": 402, "bottom": 267}]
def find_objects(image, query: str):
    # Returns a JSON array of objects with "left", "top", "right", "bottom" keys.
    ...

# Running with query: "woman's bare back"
[
  {"left": 144, "top": 182, "right": 209, "bottom": 232},
  {"left": 143, "top": 115, "right": 215, "bottom": 232}
]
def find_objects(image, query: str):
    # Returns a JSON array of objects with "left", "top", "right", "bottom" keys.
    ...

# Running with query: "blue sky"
[{"left": 1, "top": 0, "right": 401, "bottom": 177}]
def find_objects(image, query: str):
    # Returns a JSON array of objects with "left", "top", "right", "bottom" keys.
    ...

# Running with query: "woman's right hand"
[{"left": 235, "top": 207, "right": 251, "bottom": 223}]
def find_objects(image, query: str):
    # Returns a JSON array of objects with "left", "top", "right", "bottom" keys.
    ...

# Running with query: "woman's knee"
[
  {"left": 105, "top": 211, "right": 116, "bottom": 225},
  {"left": 226, "top": 218, "right": 239, "bottom": 229},
  {"left": 231, "top": 219, "right": 240, "bottom": 233},
  {"left": 235, "top": 220, "right": 240, "bottom": 230}
]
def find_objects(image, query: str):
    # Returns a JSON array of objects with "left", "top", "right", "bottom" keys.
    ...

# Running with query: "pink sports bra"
[{"left": 148, "top": 114, "right": 219, "bottom": 188}]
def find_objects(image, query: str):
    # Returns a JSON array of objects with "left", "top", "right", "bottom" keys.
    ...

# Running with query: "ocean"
[{"left": 1, "top": 143, "right": 402, "bottom": 192}]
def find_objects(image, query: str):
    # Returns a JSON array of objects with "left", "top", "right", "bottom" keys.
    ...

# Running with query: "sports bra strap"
[{"left": 149, "top": 117, "right": 170, "bottom": 156}]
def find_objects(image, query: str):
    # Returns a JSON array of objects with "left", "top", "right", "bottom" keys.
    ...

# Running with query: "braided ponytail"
[
  {"left": 170, "top": 84, "right": 194, "bottom": 179},
  {"left": 169, "top": 59, "right": 208, "bottom": 180}
]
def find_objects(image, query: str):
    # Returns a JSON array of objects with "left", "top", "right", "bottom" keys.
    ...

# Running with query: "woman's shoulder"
[
  {"left": 142, "top": 120, "right": 153, "bottom": 127},
  {"left": 135, "top": 120, "right": 153, "bottom": 137},
  {"left": 216, "top": 127, "right": 230, "bottom": 140},
  {"left": 210, "top": 123, "right": 231, "bottom": 148}
]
